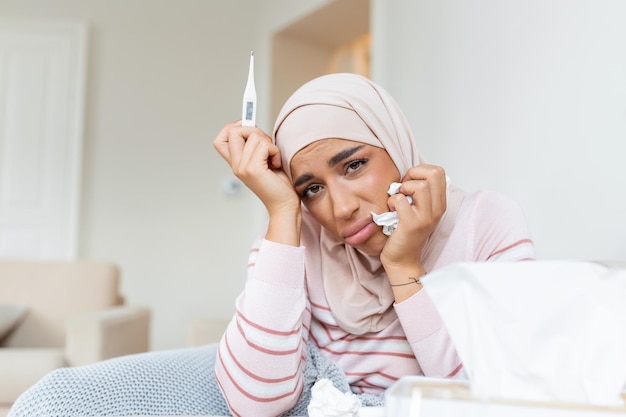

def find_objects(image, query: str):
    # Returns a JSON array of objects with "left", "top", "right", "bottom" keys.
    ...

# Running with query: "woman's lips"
[{"left": 343, "top": 217, "right": 379, "bottom": 247}]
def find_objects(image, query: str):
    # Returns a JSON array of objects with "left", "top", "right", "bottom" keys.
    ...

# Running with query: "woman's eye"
[
  {"left": 302, "top": 184, "right": 322, "bottom": 199},
  {"left": 346, "top": 159, "right": 367, "bottom": 173}
]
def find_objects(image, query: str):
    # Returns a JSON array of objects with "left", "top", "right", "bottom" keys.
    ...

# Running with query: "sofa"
[
  {"left": 0, "top": 261, "right": 151, "bottom": 416},
  {"left": 187, "top": 318, "right": 230, "bottom": 347}
]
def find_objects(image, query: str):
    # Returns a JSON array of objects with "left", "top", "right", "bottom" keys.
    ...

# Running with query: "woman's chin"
[{"left": 351, "top": 231, "right": 387, "bottom": 257}]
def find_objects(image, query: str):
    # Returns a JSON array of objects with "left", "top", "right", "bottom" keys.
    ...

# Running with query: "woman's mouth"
[{"left": 342, "top": 217, "right": 379, "bottom": 247}]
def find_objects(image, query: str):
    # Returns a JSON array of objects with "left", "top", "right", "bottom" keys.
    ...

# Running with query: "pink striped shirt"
[{"left": 215, "top": 190, "right": 535, "bottom": 416}]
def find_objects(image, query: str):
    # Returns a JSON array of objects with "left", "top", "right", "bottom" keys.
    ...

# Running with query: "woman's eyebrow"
[
  {"left": 293, "top": 145, "right": 366, "bottom": 188},
  {"left": 328, "top": 145, "right": 365, "bottom": 167},
  {"left": 294, "top": 173, "right": 314, "bottom": 188}
]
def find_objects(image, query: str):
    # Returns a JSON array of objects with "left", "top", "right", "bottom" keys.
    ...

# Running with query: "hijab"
[{"left": 273, "top": 73, "right": 464, "bottom": 335}]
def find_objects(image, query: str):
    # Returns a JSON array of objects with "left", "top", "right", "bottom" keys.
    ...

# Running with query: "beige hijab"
[{"left": 273, "top": 73, "right": 464, "bottom": 335}]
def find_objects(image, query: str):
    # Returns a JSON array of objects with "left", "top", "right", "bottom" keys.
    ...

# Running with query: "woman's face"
[{"left": 290, "top": 138, "right": 401, "bottom": 256}]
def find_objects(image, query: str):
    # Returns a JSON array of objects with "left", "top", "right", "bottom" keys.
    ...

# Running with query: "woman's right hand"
[{"left": 213, "top": 122, "right": 302, "bottom": 245}]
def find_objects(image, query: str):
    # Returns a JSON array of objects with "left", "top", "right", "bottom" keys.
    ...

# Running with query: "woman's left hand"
[{"left": 380, "top": 164, "right": 447, "bottom": 272}]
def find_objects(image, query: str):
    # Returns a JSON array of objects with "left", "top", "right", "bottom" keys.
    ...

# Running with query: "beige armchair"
[
  {"left": 187, "top": 318, "right": 230, "bottom": 347},
  {"left": 0, "top": 261, "right": 151, "bottom": 416}
]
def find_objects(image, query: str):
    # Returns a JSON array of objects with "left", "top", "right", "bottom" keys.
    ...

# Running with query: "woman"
[{"left": 212, "top": 73, "right": 535, "bottom": 416}]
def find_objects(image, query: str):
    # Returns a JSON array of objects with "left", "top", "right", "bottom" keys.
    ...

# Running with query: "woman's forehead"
[
  {"left": 289, "top": 139, "right": 387, "bottom": 183},
  {"left": 291, "top": 138, "right": 366, "bottom": 164}
]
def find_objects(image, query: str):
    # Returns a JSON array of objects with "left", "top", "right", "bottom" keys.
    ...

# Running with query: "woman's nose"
[{"left": 328, "top": 182, "right": 359, "bottom": 220}]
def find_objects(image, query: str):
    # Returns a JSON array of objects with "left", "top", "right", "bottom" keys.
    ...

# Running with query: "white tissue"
[
  {"left": 371, "top": 211, "right": 400, "bottom": 236},
  {"left": 371, "top": 182, "right": 411, "bottom": 236},
  {"left": 385, "top": 182, "right": 403, "bottom": 198},
  {"left": 422, "top": 261, "right": 626, "bottom": 406},
  {"left": 371, "top": 177, "right": 451, "bottom": 236},
  {"left": 308, "top": 379, "right": 361, "bottom": 417}
]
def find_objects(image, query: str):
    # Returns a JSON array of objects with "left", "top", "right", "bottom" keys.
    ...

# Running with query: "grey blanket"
[{"left": 9, "top": 342, "right": 384, "bottom": 416}]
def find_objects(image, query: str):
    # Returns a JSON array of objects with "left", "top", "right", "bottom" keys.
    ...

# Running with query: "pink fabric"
[
  {"left": 273, "top": 73, "right": 464, "bottom": 335},
  {"left": 215, "top": 189, "right": 535, "bottom": 416},
  {"left": 214, "top": 73, "right": 535, "bottom": 416}
]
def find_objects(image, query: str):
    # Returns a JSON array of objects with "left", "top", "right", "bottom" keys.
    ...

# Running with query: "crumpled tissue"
[
  {"left": 421, "top": 261, "right": 626, "bottom": 406},
  {"left": 371, "top": 177, "right": 450, "bottom": 236},
  {"left": 371, "top": 182, "right": 412, "bottom": 236},
  {"left": 308, "top": 378, "right": 361, "bottom": 417}
]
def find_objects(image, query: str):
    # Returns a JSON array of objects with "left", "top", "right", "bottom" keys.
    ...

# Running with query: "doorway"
[
  {"left": 0, "top": 20, "right": 87, "bottom": 259},
  {"left": 270, "top": 0, "right": 370, "bottom": 122}
]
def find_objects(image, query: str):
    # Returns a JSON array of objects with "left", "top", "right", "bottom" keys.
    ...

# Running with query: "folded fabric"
[{"left": 422, "top": 261, "right": 626, "bottom": 406}]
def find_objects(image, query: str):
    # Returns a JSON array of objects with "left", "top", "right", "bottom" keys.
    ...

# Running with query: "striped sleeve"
[
  {"left": 471, "top": 190, "right": 536, "bottom": 262},
  {"left": 215, "top": 239, "right": 310, "bottom": 417},
  {"left": 395, "top": 289, "right": 465, "bottom": 378},
  {"left": 395, "top": 190, "right": 534, "bottom": 381}
]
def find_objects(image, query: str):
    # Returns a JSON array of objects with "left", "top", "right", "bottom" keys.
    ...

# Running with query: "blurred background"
[{"left": 0, "top": 0, "right": 624, "bottom": 351}]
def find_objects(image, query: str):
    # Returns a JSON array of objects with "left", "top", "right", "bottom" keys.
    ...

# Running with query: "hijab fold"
[{"left": 273, "top": 73, "right": 464, "bottom": 335}]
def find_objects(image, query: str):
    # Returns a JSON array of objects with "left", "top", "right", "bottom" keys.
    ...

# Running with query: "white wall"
[
  {"left": 0, "top": 0, "right": 263, "bottom": 350},
  {"left": 372, "top": 0, "right": 626, "bottom": 262}
]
